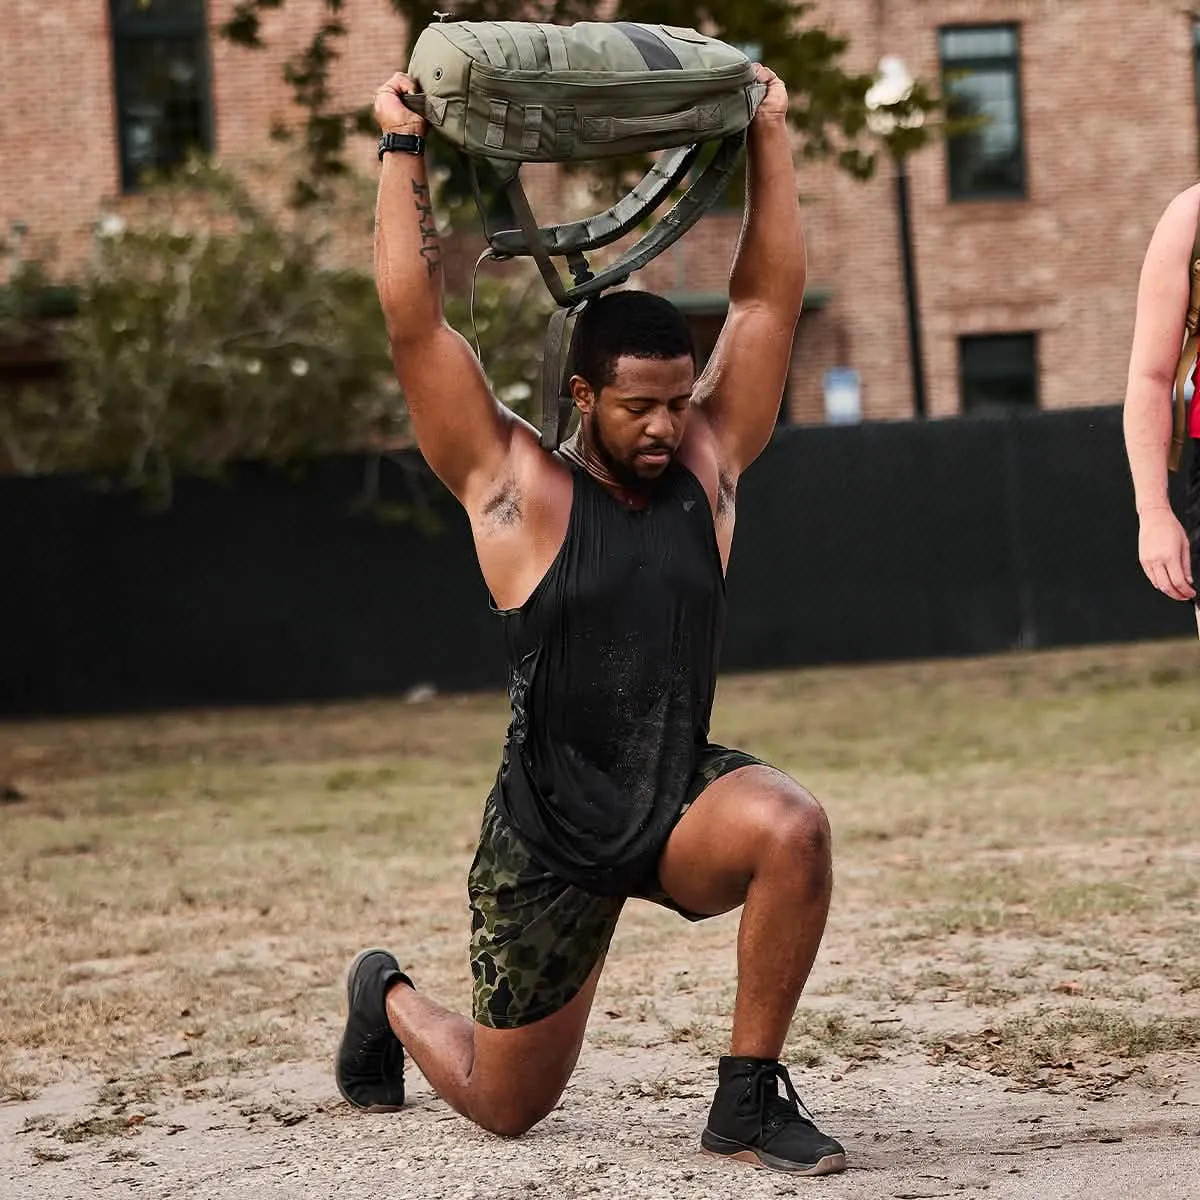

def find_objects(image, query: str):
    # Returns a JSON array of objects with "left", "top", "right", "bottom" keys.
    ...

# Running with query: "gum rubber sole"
[{"left": 701, "top": 1129, "right": 847, "bottom": 1176}]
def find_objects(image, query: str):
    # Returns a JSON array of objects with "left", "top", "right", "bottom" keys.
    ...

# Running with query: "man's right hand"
[
  {"left": 374, "top": 72, "right": 428, "bottom": 136},
  {"left": 1139, "top": 507, "right": 1196, "bottom": 601}
]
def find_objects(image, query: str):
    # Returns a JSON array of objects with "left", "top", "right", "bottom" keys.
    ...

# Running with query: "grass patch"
[
  {"left": 786, "top": 1010, "right": 910, "bottom": 1066},
  {"left": 57, "top": 1115, "right": 137, "bottom": 1143},
  {"left": 31, "top": 1147, "right": 70, "bottom": 1164},
  {"left": 1178, "top": 968, "right": 1200, "bottom": 994},
  {"left": 1, "top": 1067, "right": 41, "bottom": 1103},
  {"left": 933, "top": 1009, "right": 1200, "bottom": 1083}
]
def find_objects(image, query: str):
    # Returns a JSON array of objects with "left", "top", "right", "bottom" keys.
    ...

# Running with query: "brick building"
[{"left": 2, "top": 0, "right": 1197, "bottom": 423}]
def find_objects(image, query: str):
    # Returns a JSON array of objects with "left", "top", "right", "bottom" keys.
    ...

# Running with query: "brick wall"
[
  {"left": 3, "top": 1, "right": 1196, "bottom": 422},
  {"left": 0, "top": 0, "right": 408, "bottom": 270},
  {"left": 2, "top": 1, "right": 119, "bottom": 269},
  {"left": 784, "top": 0, "right": 1199, "bottom": 422}
]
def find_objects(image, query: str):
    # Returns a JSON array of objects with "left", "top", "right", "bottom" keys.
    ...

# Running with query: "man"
[
  {"left": 1124, "top": 183, "right": 1199, "bottom": 630},
  {"left": 335, "top": 60, "right": 846, "bottom": 1177}
]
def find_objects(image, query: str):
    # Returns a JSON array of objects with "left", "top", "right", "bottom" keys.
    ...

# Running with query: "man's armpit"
[{"left": 480, "top": 477, "right": 523, "bottom": 527}]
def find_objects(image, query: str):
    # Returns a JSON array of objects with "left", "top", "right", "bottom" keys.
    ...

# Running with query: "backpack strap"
[
  {"left": 488, "top": 130, "right": 748, "bottom": 306},
  {"left": 483, "top": 143, "right": 700, "bottom": 260},
  {"left": 539, "top": 301, "right": 588, "bottom": 449},
  {"left": 1171, "top": 214, "right": 1200, "bottom": 472}
]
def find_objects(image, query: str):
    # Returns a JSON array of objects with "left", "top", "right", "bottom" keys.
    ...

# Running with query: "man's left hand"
[{"left": 752, "top": 63, "right": 789, "bottom": 122}]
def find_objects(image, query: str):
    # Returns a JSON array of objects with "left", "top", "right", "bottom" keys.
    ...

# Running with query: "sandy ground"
[
  {"left": 4, "top": 1044, "right": 1199, "bottom": 1199},
  {"left": 4, "top": 646, "right": 1199, "bottom": 1199}
]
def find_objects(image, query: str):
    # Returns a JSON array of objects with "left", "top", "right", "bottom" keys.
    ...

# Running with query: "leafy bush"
[{"left": 0, "top": 160, "right": 553, "bottom": 506}]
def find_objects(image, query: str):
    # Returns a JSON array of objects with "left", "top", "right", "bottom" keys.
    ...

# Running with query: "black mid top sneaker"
[
  {"left": 334, "top": 948, "right": 410, "bottom": 1112},
  {"left": 701, "top": 1056, "right": 847, "bottom": 1176}
]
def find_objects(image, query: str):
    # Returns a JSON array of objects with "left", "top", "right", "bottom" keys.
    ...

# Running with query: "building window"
[
  {"left": 110, "top": 0, "right": 213, "bottom": 191},
  {"left": 959, "top": 333, "right": 1038, "bottom": 415},
  {"left": 939, "top": 25, "right": 1026, "bottom": 201}
]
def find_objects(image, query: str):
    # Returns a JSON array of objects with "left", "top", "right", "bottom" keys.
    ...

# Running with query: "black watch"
[{"left": 378, "top": 132, "right": 425, "bottom": 161}]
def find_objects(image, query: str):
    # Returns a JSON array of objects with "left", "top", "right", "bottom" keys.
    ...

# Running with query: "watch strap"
[{"left": 378, "top": 132, "right": 425, "bottom": 161}]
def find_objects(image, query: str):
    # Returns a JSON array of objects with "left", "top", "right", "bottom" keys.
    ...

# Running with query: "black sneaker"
[
  {"left": 334, "top": 948, "right": 410, "bottom": 1112},
  {"left": 701, "top": 1056, "right": 847, "bottom": 1175}
]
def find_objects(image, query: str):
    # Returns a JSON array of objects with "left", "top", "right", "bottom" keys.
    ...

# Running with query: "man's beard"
[{"left": 590, "top": 417, "right": 670, "bottom": 488}]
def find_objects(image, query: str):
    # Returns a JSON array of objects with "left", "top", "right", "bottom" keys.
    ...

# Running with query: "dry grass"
[
  {"left": 1, "top": 637, "right": 1198, "bottom": 1110},
  {"left": 930, "top": 1009, "right": 1200, "bottom": 1085}
]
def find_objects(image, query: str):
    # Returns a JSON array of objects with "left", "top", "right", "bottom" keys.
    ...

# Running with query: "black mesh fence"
[{"left": 1, "top": 407, "right": 1193, "bottom": 717}]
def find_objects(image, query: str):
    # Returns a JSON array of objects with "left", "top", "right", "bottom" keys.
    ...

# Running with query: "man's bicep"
[
  {"left": 391, "top": 324, "right": 519, "bottom": 499},
  {"left": 695, "top": 302, "right": 797, "bottom": 472}
]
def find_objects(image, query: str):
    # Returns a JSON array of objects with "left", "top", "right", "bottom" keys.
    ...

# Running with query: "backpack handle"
[
  {"left": 494, "top": 131, "right": 748, "bottom": 307},
  {"left": 482, "top": 143, "right": 700, "bottom": 259},
  {"left": 399, "top": 92, "right": 439, "bottom": 123}
]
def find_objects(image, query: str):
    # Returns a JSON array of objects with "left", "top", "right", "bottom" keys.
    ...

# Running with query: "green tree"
[
  {"left": 3, "top": 2, "right": 937, "bottom": 501},
  {"left": 0, "top": 162, "right": 551, "bottom": 506},
  {"left": 2, "top": 164, "right": 394, "bottom": 503}
]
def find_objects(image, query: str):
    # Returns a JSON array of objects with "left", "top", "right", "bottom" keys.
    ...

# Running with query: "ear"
[{"left": 570, "top": 375, "right": 595, "bottom": 415}]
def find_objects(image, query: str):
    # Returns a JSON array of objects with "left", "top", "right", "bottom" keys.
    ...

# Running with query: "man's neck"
[{"left": 561, "top": 431, "right": 654, "bottom": 510}]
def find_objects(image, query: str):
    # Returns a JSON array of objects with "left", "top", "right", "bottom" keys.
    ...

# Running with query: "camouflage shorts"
[{"left": 467, "top": 744, "right": 763, "bottom": 1030}]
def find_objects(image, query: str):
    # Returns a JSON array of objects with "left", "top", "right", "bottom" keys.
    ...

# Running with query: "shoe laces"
[{"left": 746, "top": 1062, "right": 816, "bottom": 1133}]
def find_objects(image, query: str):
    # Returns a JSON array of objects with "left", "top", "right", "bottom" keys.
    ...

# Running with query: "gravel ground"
[{"left": 5, "top": 1043, "right": 1199, "bottom": 1199}]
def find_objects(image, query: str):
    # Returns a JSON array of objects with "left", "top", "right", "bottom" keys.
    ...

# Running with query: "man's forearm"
[
  {"left": 374, "top": 153, "right": 446, "bottom": 343},
  {"left": 729, "top": 118, "right": 806, "bottom": 310},
  {"left": 1123, "top": 378, "right": 1175, "bottom": 515}
]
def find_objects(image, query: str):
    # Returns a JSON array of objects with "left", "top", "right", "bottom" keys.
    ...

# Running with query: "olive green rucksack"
[{"left": 401, "top": 19, "right": 766, "bottom": 448}]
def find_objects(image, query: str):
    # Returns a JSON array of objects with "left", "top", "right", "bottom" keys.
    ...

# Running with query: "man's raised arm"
[
  {"left": 373, "top": 73, "right": 516, "bottom": 505},
  {"left": 693, "top": 65, "right": 807, "bottom": 477}
]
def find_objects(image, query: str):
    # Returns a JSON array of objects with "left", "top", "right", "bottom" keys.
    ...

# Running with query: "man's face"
[{"left": 574, "top": 354, "right": 695, "bottom": 486}]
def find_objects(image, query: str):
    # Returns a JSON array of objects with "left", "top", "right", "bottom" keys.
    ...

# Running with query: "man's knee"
[
  {"left": 755, "top": 784, "right": 832, "bottom": 878},
  {"left": 471, "top": 1091, "right": 561, "bottom": 1138}
]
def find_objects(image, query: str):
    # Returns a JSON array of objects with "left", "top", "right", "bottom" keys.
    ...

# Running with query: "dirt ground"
[{"left": 2, "top": 640, "right": 1198, "bottom": 1199}]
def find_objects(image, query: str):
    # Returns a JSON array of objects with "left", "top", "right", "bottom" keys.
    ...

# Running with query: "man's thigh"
[
  {"left": 468, "top": 793, "right": 623, "bottom": 1030},
  {"left": 653, "top": 748, "right": 828, "bottom": 917}
]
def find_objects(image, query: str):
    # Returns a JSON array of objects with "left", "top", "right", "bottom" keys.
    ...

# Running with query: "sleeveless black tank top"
[{"left": 493, "top": 458, "right": 726, "bottom": 895}]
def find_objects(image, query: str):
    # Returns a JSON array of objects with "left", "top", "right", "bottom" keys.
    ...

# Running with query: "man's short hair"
[{"left": 570, "top": 291, "right": 696, "bottom": 391}]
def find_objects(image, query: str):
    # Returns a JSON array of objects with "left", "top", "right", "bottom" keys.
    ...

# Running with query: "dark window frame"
[
  {"left": 110, "top": 0, "right": 215, "bottom": 192},
  {"left": 939, "top": 23, "right": 1028, "bottom": 203},
  {"left": 958, "top": 331, "right": 1040, "bottom": 416}
]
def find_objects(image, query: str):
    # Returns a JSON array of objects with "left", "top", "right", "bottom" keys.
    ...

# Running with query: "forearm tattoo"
[{"left": 411, "top": 179, "right": 441, "bottom": 278}]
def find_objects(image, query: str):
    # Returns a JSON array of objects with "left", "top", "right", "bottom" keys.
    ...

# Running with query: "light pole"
[{"left": 866, "top": 56, "right": 928, "bottom": 420}]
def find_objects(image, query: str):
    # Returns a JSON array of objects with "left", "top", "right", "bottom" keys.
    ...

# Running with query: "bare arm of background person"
[
  {"left": 1123, "top": 185, "right": 1198, "bottom": 603},
  {"left": 686, "top": 66, "right": 806, "bottom": 502}
]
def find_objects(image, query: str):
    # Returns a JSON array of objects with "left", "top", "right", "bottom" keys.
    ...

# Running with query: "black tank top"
[{"left": 493, "top": 458, "right": 726, "bottom": 895}]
